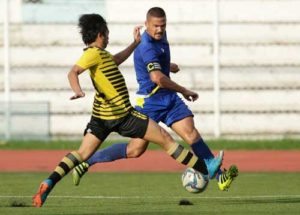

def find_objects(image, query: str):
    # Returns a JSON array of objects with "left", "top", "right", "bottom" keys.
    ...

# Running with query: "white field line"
[{"left": 0, "top": 195, "right": 300, "bottom": 199}]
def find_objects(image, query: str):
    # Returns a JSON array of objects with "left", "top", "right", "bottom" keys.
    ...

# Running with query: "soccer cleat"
[
  {"left": 218, "top": 165, "right": 239, "bottom": 191},
  {"left": 72, "top": 162, "right": 89, "bottom": 186},
  {"left": 32, "top": 179, "right": 53, "bottom": 207},
  {"left": 205, "top": 150, "right": 224, "bottom": 179}
]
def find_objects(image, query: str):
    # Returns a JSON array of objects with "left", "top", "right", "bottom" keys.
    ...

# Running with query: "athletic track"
[{"left": 0, "top": 150, "right": 299, "bottom": 172}]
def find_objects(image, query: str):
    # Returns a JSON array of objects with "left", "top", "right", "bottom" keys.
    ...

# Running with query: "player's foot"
[
  {"left": 218, "top": 165, "right": 239, "bottom": 191},
  {"left": 72, "top": 162, "right": 89, "bottom": 186},
  {"left": 205, "top": 150, "right": 224, "bottom": 179},
  {"left": 32, "top": 179, "right": 53, "bottom": 207}
]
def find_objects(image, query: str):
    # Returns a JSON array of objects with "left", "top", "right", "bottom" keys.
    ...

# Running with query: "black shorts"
[{"left": 84, "top": 109, "right": 149, "bottom": 141}]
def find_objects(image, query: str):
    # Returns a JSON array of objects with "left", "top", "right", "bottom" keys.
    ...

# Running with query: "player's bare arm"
[
  {"left": 150, "top": 70, "right": 198, "bottom": 101},
  {"left": 112, "top": 26, "right": 143, "bottom": 65},
  {"left": 68, "top": 65, "right": 86, "bottom": 100}
]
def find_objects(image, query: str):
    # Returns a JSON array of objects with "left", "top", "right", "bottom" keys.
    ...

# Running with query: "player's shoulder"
[
  {"left": 84, "top": 47, "right": 112, "bottom": 59},
  {"left": 84, "top": 47, "right": 102, "bottom": 53},
  {"left": 137, "top": 37, "right": 154, "bottom": 53}
]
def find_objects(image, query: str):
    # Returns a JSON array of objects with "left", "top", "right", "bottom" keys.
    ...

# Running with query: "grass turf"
[
  {"left": 0, "top": 172, "right": 299, "bottom": 214},
  {"left": 1, "top": 138, "right": 300, "bottom": 150}
]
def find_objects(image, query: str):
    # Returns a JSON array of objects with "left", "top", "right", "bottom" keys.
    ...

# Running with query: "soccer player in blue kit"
[{"left": 73, "top": 7, "right": 238, "bottom": 191}]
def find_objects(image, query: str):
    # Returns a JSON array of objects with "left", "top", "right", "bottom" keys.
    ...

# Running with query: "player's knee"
[
  {"left": 126, "top": 146, "right": 146, "bottom": 158},
  {"left": 184, "top": 128, "right": 201, "bottom": 145},
  {"left": 76, "top": 150, "right": 88, "bottom": 161},
  {"left": 160, "top": 127, "right": 174, "bottom": 142}
]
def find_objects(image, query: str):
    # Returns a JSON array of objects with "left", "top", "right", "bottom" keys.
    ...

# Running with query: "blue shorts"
[{"left": 135, "top": 92, "right": 193, "bottom": 127}]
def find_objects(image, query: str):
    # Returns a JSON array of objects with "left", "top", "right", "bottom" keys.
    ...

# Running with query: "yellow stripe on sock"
[
  {"left": 166, "top": 143, "right": 179, "bottom": 156},
  {"left": 71, "top": 151, "right": 83, "bottom": 163},
  {"left": 176, "top": 149, "right": 189, "bottom": 163},
  {"left": 187, "top": 156, "right": 198, "bottom": 168},
  {"left": 55, "top": 166, "right": 66, "bottom": 177},
  {"left": 62, "top": 157, "right": 74, "bottom": 169}
]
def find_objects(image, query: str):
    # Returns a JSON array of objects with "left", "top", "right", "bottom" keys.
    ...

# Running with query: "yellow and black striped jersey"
[{"left": 76, "top": 47, "right": 132, "bottom": 120}]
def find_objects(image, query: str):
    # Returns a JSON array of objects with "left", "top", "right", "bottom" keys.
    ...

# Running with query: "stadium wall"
[{"left": 0, "top": 0, "right": 299, "bottom": 139}]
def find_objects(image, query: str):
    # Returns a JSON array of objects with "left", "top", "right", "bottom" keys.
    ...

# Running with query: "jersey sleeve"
[
  {"left": 76, "top": 48, "right": 101, "bottom": 69},
  {"left": 139, "top": 44, "right": 162, "bottom": 73}
]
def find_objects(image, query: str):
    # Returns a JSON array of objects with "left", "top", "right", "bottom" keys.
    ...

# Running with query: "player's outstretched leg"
[
  {"left": 32, "top": 151, "right": 83, "bottom": 207},
  {"left": 32, "top": 179, "right": 53, "bottom": 207},
  {"left": 72, "top": 162, "right": 89, "bottom": 186},
  {"left": 218, "top": 165, "right": 239, "bottom": 191},
  {"left": 72, "top": 143, "right": 127, "bottom": 186}
]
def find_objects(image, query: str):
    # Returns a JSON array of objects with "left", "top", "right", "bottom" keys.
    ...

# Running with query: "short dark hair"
[
  {"left": 78, "top": 14, "right": 108, "bottom": 45},
  {"left": 146, "top": 7, "right": 166, "bottom": 19}
]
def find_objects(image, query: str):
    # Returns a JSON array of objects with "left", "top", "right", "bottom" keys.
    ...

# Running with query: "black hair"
[
  {"left": 78, "top": 14, "right": 108, "bottom": 45},
  {"left": 146, "top": 7, "right": 166, "bottom": 19}
]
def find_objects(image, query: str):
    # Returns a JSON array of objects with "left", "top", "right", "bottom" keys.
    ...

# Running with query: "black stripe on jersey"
[
  {"left": 115, "top": 86, "right": 127, "bottom": 93},
  {"left": 114, "top": 82, "right": 124, "bottom": 89},
  {"left": 100, "top": 52, "right": 108, "bottom": 56},
  {"left": 92, "top": 108, "right": 131, "bottom": 117},
  {"left": 93, "top": 106, "right": 131, "bottom": 115},
  {"left": 108, "top": 75, "right": 124, "bottom": 82},
  {"left": 93, "top": 102, "right": 128, "bottom": 111},
  {"left": 103, "top": 59, "right": 113, "bottom": 65},
  {"left": 100, "top": 61, "right": 115, "bottom": 68},
  {"left": 94, "top": 99, "right": 103, "bottom": 105},
  {"left": 99, "top": 61, "right": 116, "bottom": 69},
  {"left": 95, "top": 97, "right": 131, "bottom": 109},
  {"left": 105, "top": 71, "right": 121, "bottom": 78},
  {"left": 118, "top": 91, "right": 128, "bottom": 96},
  {"left": 93, "top": 106, "right": 129, "bottom": 113},
  {"left": 106, "top": 94, "right": 130, "bottom": 103},
  {"left": 95, "top": 95, "right": 130, "bottom": 105},
  {"left": 95, "top": 94, "right": 130, "bottom": 106},
  {"left": 102, "top": 67, "right": 117, "bottom": 74},
  {"left": 90, "top": 79, "right": 105, "bottom": 98},
  {"left": 110, "top": 79, "right": 125, "bottom": 86}
]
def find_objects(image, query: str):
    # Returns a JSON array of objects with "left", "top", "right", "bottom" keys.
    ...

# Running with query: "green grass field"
[{"left": 0, "top": 172, "right": 299, "bottom": 214}]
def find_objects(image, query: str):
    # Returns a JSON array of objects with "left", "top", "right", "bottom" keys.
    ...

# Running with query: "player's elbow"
[
  {"left": 152, "top": 77, "right": 166, "bottom": 88},
  {"left": 150, "top": 75, "right": 165, "bottom": 87},
  {"left": 68, "top": 65, "right": 84, "bottom": 77}
]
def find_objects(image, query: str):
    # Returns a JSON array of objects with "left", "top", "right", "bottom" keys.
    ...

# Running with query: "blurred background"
[{"left": 0, "top": 0, "right": 299, "bottom": 140}]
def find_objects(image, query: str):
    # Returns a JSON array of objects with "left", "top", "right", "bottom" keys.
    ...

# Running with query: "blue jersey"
[
  {"left": 134, "top": 31, "right": 171, "bottom": 95},
  {"left": 133, "top": 31, "right": 193, "bottom": 126}
]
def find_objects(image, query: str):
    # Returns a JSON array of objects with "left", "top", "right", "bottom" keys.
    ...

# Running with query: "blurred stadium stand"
[{"left": 0, "top": 0, "right": 299, "bottom": 139}]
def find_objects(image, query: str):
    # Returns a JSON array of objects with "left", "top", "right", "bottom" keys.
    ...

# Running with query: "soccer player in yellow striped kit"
[{"left": 32, "top": 13, "right": 223, "bottom": 207}]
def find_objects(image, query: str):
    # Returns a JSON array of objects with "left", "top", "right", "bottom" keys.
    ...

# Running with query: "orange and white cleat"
[{"left": 32, "top": 179, "right": 53, "bottom": 207}]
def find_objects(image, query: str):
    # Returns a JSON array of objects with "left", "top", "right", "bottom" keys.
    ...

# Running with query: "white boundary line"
[{"left": 1, "top": 195, "right": 300, "bottom": 199}]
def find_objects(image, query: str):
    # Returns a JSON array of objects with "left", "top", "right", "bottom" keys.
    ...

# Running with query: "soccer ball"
[{"left": 181, "top": 167, "right": 209, "bottom": 193}]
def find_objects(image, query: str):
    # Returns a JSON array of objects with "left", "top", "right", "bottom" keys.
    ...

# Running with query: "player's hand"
[
  {"left": 170, "top": 63, "right": 180, "bottom": 73},
  {"left": 182, "top": 89, "right": 199, "bottom": 102},
  {"left": 70, "top": 91, "right": 85, "bottom": 100},
  {"left": 133, "top": 25, "right": 143, "bottom": 44}
]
